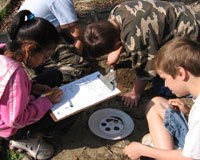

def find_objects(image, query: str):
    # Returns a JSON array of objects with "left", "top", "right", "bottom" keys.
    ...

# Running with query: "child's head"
[
  {"left": 155, "top": 37, "right": 200, "bottom": 78},
  {"left": 6, "top": 10, "right": 59, "bottom": 68},
  {"left": 83, "top": 20, "right": 120, "bottom": 58},
  {"left": 155, "top": 37, "right": 200, "bottom": 97}
]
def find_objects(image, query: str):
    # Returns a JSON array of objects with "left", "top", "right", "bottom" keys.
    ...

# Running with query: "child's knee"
[
  {"left": 145, "top": 97, "right": 160, "bottom": 113},
  {"left": 145, "top": 96, "right": 168, "bottom": 115}
]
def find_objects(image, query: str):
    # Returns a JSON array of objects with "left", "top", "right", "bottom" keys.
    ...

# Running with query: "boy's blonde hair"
[{"left": 155, "top": 37, "right": 200, "bottom": 78}]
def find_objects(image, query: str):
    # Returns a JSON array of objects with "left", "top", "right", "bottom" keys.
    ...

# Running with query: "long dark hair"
[{"left": 7, "top": 10, "right": 59, "bottom": 59}]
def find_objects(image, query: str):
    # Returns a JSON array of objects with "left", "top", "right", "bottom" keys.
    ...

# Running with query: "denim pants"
[{"left": 164, "top": 108, "right": 188, "bottom": 149}]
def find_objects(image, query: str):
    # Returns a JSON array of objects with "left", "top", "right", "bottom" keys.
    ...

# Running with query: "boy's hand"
[
  {"left": 45, "top": 87, "right": 64, "bottom": 104},
  {"left": 123, "top": 142, "right": 142, "bottom": 160},
  {"left": 168, "top": 98, "right": 190, "bottom": 115},
  {"left": 122, "top": 79, "right": 147, "bottom": 108},
  {"left": 122, "top": 92, "right": 140, "bottom": 108}
]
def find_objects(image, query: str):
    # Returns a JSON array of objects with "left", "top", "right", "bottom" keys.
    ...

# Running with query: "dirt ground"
[
  {"left": 50, "top": 1, "right": 196, "bottom": 160},
  {"left": 0, "top": 0, "right": 199, "bottom": 160},
  {"left": 0, "top": 1, "right": 152, "bottom": 160},
  {"left": 50, "top": 1, "right": 151, "bottom": 160}
]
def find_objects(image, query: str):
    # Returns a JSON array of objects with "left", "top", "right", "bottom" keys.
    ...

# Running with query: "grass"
[
  {"left": 0, "top": 6, "right": 9, "bottom": 22},
  {"left": 0, "top": 0, "right": 22, "bottom": 33},
  {"left": 0, "top": 0, "right": 11, "bottom": 22},
  {"left": 1, "top": 150, "right": 24, "bottom": 160},
  {"left": 0, "top": 8, "right": 7, "bottom": 19},
  {"left": 0, "top": 140, "right": 24, "bottom": 160}
]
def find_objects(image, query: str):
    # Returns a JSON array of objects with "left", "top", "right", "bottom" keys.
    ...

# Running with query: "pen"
[{"left": 41, "top": 91, "right": 54, "bottom": 97}]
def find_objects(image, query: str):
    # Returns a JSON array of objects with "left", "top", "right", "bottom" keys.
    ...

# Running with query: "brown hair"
[
  {"left": 83, "top": 20, "right": 120, "bottom": 58},
  {"left": 155, "top": 37, "right": 200, "bottom": 78}
]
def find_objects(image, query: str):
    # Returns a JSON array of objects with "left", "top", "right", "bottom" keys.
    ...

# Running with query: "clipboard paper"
[{"left": 50, "top": 71, "right": 121, "bottom": 121}]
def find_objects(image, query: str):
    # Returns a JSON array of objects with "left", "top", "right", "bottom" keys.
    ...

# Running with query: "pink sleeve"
[{"left": 1, "top": 67, "right": 53, "bottom": 129}]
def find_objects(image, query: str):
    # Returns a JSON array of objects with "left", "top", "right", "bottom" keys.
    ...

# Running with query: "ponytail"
[
  {"left": 8, "top": 10, "right": 33, "bottom": 41},
  {"left": 8, "top": 10, "right": 59, "bottom": 49}
]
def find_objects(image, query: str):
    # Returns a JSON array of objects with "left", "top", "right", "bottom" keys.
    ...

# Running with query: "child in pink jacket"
[
  {"left": 0, "top": 10, "right": 63, "bottom": 160},
  {"left": 0, "top": 43, "right": 6, "bottom": 54}
]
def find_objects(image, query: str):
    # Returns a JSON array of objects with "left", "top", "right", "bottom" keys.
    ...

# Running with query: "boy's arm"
[
  {"left": 122, "top": 77, "right": 148, "bottom": 108},
  {"left": 123, "top": 142, "right": 193, "bottom": 160},
  {"left": 107, "top": 46, "right": 122, "bottom": 66},
  {"left": 50, "top": 0, "right": 83, "bottom": 54}
]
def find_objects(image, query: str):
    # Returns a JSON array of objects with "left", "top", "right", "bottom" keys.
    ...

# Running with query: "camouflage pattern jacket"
[
  {"left": 41, "top": 43, "right": 91, "bottom": 84},
  {"left": 109, "top": 0, "right": 200, "bottom": 80},
  {"left": 25, "top": 32, "right": 91, "bottom": 84}
]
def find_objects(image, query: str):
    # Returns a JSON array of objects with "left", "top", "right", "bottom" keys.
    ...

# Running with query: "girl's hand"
[
  {"left": 168, "top": 98, "right": 190, "bottom": 115},
  {"left": 31, "top": 83, "right": 51, "bottom": 96},
  {"left": 45, "top": 87, "right": 63, "bottom": 104}
]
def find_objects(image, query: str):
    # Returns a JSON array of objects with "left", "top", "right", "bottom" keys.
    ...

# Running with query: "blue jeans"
[{"left": 164, "top": 108, "right": 188, "bottom": 149}]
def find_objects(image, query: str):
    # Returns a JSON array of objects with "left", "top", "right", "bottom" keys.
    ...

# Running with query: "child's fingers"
[
  {"left": 170, "top": 105, "right": 180, "bottom": 111},
  {"left": 47, "top": 87, "right": 63, "bottom": 96},
  {"left": 169, "top": 99, "right": 182, "bottom": 107},
  {"left": 53, "top": 89, "right": 63, "bottom": 96}
]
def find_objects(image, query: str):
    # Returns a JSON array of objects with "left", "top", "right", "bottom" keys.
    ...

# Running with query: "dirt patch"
[
  {"left": 50, "top": 2, "right": 152, "bottom": 159},
  {"left": 49, "top": 1, "right": 197, "bottom": 160},
  {"left": 0, "top": 1, "right": 151, "bottom": 160}
]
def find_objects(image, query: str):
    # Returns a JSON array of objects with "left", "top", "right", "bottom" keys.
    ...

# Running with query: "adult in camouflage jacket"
[{"left": 83, "top": 0, "right": 200, "bottom": 107}]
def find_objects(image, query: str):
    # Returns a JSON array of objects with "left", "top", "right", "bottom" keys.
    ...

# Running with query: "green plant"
[
  {"left": 0, "top": 8, "right": 7, "bottom": 18},
  {"left": 6, "top": 149, "right": 24, "bottom": 160},
  {"left": 0, "top": 7, "right": 9, "bottom": 21},
  {"left": 0, "top": 141, "right": 24, "bottom": 160}
]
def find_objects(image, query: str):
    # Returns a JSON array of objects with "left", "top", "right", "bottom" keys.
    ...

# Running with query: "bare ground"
[{"left": 49, "top": 1, "right": 195, "bottom": 160}]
